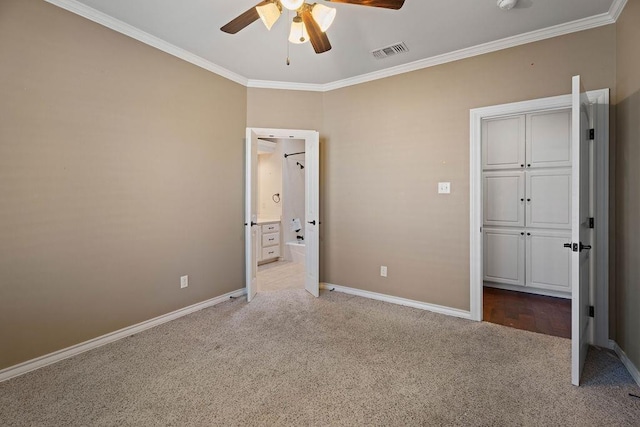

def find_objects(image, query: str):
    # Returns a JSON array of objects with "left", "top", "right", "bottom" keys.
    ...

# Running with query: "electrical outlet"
[
  {"left": 180, "top": 275, "right": 188, "bottom": 289},
  {"left": 438, "top": 182, "right": 451, "bottom": 194},
  {"left": 380, "top": 266, "right": 388, "bottom": 277}
]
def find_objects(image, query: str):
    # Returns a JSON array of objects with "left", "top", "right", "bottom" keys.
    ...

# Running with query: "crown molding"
[
  {"left": 44, "top": 0, "right": 248, "bottom": 86},
  {"left": 323, "top": 11, "right": 616, "bottom": 92},
  {"left": 46, "top": 0, "right": 627, "bottom": 93},
  {"left": 609, "top": 0, "right": 628, "bottom": 21},
  {"left": 247, "top": 79, "right": 324, "bottom": 92}
]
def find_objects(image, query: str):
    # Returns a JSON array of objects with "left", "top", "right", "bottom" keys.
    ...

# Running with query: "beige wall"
[
  {"left": 321, "top": 26, "right": 616, "bottom": 310},
  {"left": 615, "top": 0, "right": 640, "bottom": 370},
  {"left": 247, "top": 88, "right": 323, "bottom": 131},
  {"left": 0, "top": 0, "right": 247, "bottom": 369}
]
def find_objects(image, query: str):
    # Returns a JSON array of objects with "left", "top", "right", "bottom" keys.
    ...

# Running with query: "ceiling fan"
[{"left": 220, "top": 0, "right": 405, "bottom": 54}]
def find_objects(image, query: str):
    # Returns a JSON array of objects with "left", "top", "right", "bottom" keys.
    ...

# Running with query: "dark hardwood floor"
[{"left": 483, "top": 287, "right": 571, "bottom": 338}]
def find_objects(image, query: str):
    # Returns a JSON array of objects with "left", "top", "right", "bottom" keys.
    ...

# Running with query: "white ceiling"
[{"left": 59, "top": 0, "right": 620, "bottom": 88}]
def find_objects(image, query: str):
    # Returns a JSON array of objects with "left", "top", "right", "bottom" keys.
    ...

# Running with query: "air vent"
[{"left": 371, "top": 42, "right": 409, "bottom": 59}]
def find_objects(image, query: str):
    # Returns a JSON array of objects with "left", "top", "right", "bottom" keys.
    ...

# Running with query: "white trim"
[
  {"left": 44, "top": 0, "right": 248, "bottom": 86},
  {"left": 46, "top": 0, "right": 626, "bottom": 93},
  {"left": 247, "top": 127, "right": 319, "bottom": 140},
  {"left": 609, "top": 0, "right": 629, "bottom": 21},
  {"left": 469, "top": 90, "right": 610, "bottom": 340},
  {"left": 247, "top": 80, "right": 324, "bottom": 92},
  {"left": 609, "top": 340, "right": 640, "bottom": 387},
  {"left": 0, "top": 288, "right": 246, "bottom": 383},
  {"left": 591, "top": 90, "right": 610, "bottom": 348},
  {"left": 321, "top": 283, "right": 472, "bottom": 320},
  {"left": 323, "top": 13, "right": 615, "bottom": 92}
]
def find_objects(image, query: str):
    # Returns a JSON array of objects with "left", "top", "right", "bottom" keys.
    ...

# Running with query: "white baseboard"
[
  {"left": 609, "top": 339, "right": 640, "bottom": 387},
  {"left": 0, "top": 288, "right": 246, "bottom": 383},
  {"left": 321, "top": 283, "right": 472, "bottom": 320}
]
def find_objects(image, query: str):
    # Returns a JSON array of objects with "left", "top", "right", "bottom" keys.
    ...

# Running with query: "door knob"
[
  {"left": 563, "top": 243, "right": 572, "bottom": 248},
  {"left": 527, "top": 198, "right": 531, "bottom": 202},
  {"left": 580, "top": 242, "right": 592, "bottom": 251},
  {"left": 308, "top": 220, "right": 316, "bottom": 225},
  {"left": 244, "top": 221, "right": 257, "bottom": 226},
  {"left": 520, "top": 232, "right": 525, "bottom": 236},
  {"left": 520, "top": 198, "right": 524, "bottom": 202}
]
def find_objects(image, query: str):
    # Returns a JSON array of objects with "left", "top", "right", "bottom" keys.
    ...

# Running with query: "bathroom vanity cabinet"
[{"left": 257, "top": 220, "right": 281, "bottom": 264}]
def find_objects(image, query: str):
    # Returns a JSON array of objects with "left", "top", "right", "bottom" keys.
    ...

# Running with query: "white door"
[
  {"left": 525, "top": 169, "right": 572, "bottom": 229},
  {"left": 245, "top": 129, "right": 259, "bottom": 302},
  {"left": 526, "top": 230, "right": 571, "bottom": 292},
  {"left": 483, "top": 227, "right": 525, "bottom": 286},
  {"left": 481, "top": 115, "right": 526, "bottom": 170},
  {"left": 483, "top": 171, "right": 525, "bottom": 227},
  {"left": 526, "top": 109, "right": 572, "bottom": 169},
  {"left": 304, "top": 132, "right": 320, "bottom": 297},
  {"left": 571, "top": 75, "right": 592, "bottom": 386}
]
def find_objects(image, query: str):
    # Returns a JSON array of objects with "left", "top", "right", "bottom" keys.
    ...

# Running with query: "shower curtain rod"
[{"left": 283, "top": 151, "right": 305, "bottom": 158}]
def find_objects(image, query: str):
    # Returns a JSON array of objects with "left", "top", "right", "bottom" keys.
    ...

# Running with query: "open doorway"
[
  {"left": 480, "top": 106, "right": 575, "bottom": 339},
  {"left": 255, "top": 137, "right": 307, "bottom": 293},
  {"left": 469, "top": 82, "right": 610, "bottom": 385},
  {"left": 245, "top": 128, "right": 320, "bottom": 302}
]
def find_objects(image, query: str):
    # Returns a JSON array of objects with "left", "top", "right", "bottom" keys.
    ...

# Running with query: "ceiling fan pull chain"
[{"left": 286, "top": 9, "right": 291, "bottom": 65}]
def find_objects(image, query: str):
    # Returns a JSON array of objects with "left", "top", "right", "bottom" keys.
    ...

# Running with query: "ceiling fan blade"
[
  {"left": 324, "top": 0, "right": 405, "bottom": 9},
  {"left": 301, "top": 10, "right": 332, "bottom": 54},
  {"left": 220, "top": 1, "right": 270, "bottom": 34}
]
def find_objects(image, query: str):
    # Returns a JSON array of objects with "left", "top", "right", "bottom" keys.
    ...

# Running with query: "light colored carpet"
[{"left": 1, "top": 289, "right": 639, "bottom": 426}]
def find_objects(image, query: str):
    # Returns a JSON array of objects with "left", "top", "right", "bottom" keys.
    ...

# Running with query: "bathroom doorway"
[
  {"left": 245, "top": 128, "right": 320, "bottom": 301},
  {"left": 256, "top": 137, "right": 306, "bottom": 293}
]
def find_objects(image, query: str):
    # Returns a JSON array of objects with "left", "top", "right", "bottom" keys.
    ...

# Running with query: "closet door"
[
  {"left": 526, "top": 109, "right": 572, "bottom": 169},
  {"left": 483, "top": 228, "right": 525, "bottom": 286},
  {"left": 483, "top": 171, "right": 525, "bottom": 227},
  {"left": 482, "top": 115, "right": 526, "bottom": 170},
  {"left": 526, "top": 230, "right": 571, "bottom": 292},
  {"left": 525, "top": 169, "right": 572, "bottom": 229}
]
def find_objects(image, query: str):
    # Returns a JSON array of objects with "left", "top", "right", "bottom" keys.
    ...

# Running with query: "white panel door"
[
  {"left": 571, "top": 75, "right": 592, "bottom": 386},
  {"left": 482, "top": 115, "right": 526, "bottom": 170},
  {"left": 245, "top": 129, "right": 259, "bottom": 302},
  {"left": 304, "top": 132, "right": 320, "bottom": 297},
  {"left": 526, "top": 230, "right": 572, "bottom": 293},
  {"left": 483, "top": 171, "right": 525, "bottom": 227},
  {"left": 526, "top": 109, "right": 572, "bottom": 169},
  {"left": 526, "top": 169, "right": 572, "bottom": 229},
  {"left": 483, "top": 228, "right": 525, "bottom": 286}
]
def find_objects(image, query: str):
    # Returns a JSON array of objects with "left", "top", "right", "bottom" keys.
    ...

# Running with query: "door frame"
[
  {"left": 469, "top": 89, "right": 610, "bottom": 348},
  {"left": 245, "top": 127, "right": 320, "bottom": 300}
]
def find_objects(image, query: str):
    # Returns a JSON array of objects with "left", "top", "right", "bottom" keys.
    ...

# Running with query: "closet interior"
[{"left": 482, "top": 108, "right": 574, "bottom": 336}]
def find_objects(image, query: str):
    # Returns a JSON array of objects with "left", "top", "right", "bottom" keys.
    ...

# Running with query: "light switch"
[{"left": 438, "top": 182, "right": 451, "bottom": 194}]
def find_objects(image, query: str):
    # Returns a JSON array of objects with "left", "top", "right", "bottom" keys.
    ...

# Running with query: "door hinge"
[
  {"left": 589, "top": 129, "right": 595, "bottom": 140},
  {"left": 588, "top": 217, "right": 595, "bottom": 229},
  {"left": 588, "top": 306, "right": 595, "bottom": 318}
]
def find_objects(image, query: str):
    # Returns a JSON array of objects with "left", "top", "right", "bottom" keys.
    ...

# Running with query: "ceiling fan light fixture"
[
  {"left": 311, "top": 3, "right": 336, "bottom": 32},
  {"left": 256, "top": 2, "right": 281, "bottom": 30},
  {"left": 280, "top": 0, "right": 304, "bottom": 11},
  {"left": 288, "top": 16, "right": 309, "bottom": 44},
  {"left": 497, "top": 0, "right": 518, "bottom": 10}
]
